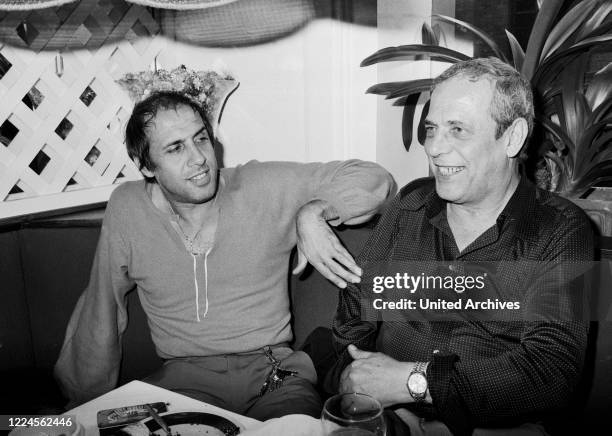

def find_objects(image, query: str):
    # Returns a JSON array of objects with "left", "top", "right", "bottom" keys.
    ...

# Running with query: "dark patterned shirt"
[{"left": 326, "top": 177, "right": 594, "bottom": 435}]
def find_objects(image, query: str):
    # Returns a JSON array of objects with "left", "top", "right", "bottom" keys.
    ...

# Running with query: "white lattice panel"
[{"left": 0, "top": 0, "right": 166, "bottom": 219}]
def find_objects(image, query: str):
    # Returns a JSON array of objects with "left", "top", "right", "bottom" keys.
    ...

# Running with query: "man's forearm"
[
  {"left": 295, "top": 199, "right": 363, "bottom": 288},
  {"left": 311, "top": 160, "right": 395, "bottom": 226},
  {"left": 299, "top": 199, "right": 340, "bottom": 223}
]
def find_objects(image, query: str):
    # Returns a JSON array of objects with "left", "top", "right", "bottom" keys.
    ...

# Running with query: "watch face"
[{"left": 408, "top": 373, "right": 427, "bottom": 395}]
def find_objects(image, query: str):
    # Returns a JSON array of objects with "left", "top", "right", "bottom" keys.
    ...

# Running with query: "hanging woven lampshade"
[
  {"left": 0, "top": 0, "right": 77, "bottom": 10},
  {"left": 125, "top": 0, "right": 240, "bottom": 10},
  {"left": 164, "top": 0, "right": 316, "bottom": 47}
]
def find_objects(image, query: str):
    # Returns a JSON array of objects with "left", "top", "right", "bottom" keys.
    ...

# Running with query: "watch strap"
[
  {"left": 414, "top": 361, "right": 428, "bottom": 374},
  {"left": 407, "top": 361, "right": 428, "bottom": 402}
]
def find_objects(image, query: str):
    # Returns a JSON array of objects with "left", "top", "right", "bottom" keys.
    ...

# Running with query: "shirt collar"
[
  {"left": 399, "top": 176, "right": 538, "bottom": 242},
  {"left": 398, "top": 178, "right": 442, "bottom": 214},
  {"left": 497, "top": 176, "right": 538, "bottom": 241}
]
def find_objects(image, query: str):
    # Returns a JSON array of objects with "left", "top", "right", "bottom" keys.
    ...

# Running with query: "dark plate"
[{"left": 143, "top": 412, "right": 240, "bottom": 436}]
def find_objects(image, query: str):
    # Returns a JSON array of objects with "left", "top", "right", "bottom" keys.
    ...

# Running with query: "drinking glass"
[{"left": 321, "top": 392, "right": 386, "bottom": 436}]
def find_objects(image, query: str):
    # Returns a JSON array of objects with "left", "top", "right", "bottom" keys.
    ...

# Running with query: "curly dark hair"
[{"left": 125, "top": 91, "right": 213, "bottom": 179}]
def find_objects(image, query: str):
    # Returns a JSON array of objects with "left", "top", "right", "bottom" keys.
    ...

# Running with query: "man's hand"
[
  {"left": 339, "top": 345, "right": 414, "bottom": 407},
  {"left": 293, "top": 200, "right": 362, "bottom": 288}
]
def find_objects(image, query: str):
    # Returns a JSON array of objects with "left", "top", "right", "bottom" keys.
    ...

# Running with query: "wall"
[{"left": 158, "top": 17, "right": 379, "bottom": 166}]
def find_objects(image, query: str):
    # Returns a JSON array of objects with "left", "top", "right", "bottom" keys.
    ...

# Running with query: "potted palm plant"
[{"left": 362, "top": 0, "right": 612, "bottom": 235}]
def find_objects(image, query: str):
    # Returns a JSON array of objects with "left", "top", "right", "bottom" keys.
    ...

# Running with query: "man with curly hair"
[{"left": 55, "top": 91, "right": 394, "bottom": 420}]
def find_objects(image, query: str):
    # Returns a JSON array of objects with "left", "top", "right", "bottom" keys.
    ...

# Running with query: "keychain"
[{"left": 259, "top": 346, "right": 299, "bottom": 396}]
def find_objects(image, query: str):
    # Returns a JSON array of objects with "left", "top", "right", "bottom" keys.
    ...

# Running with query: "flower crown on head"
[{"left": 117, "top": 65, "right": 239, "bottom": 130}]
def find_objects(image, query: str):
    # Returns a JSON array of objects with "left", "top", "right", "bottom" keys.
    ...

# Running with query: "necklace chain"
[
  {"left": 161, "top": 184, "right": 219, "bottom": 256},
  {"left": 175, "top": 215, "right": 205, "bottom": 255},
  {"left": 168, "top": 204, "right": 214, "bottom": 256}
]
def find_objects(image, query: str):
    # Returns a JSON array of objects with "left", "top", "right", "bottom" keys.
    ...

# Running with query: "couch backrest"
[
  {"left": 0, "top": 216, "right": 373, "bottom": 383},
  {"left": 0, "top": 220, "right": 162, "bottom": 383},
  {"left": 0, "top": 229, "right": 32, "bottom": 370},
  {"left": 290, "top": 225, "right": 373, "bottom": 349}
]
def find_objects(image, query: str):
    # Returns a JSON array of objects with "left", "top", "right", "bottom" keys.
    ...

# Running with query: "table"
[
  {"left": 66, "top": 380, "right": 324, "bottom": 436},
  {"left": 66, "top": 380, "right": 260, "bottom": 435}
]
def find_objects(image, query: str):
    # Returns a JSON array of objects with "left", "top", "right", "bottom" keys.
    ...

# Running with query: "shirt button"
[{"left": 449, "top": 263, "right": 464, "bottom": 273}]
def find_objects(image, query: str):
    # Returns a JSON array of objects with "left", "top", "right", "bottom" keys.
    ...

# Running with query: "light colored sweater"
[{"left": 54, "top": 160, "right": 394, "bottom": 404}]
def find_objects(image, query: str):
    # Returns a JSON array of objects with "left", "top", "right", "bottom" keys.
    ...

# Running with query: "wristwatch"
[{"left": 407, "top": 362, "right": 429, "bottom": 403}]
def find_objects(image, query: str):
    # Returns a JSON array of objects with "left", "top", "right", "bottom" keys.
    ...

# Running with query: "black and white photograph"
[{"left": 0, "top": 1, "right": 611, "bottom": 435}]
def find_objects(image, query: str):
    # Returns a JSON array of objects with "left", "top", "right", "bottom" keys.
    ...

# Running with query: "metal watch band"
[
  {"left": 415, "top": 361, "right": 427, "bottom": 373},
  {"left": 407, "top": 361, "right": 428, "bottom": 402}
]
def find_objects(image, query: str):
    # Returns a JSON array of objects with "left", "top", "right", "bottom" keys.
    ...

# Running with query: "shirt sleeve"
[
  {"left": 428, "top": 210, "right": 594, "bottom": 434},
  {"left": 246, "top": 160, "right": 394, "bottom": 226},
  {"left": 324, "top": 280, "right": 379, "bottom": 394},
  {"left": 307, "top": 159, "right": 396, "bottom": 226},
  {"left": 53, "top": 196, "right": 135, "bottom": 408},
  {"left": 324, "top": 193, "right": 405, "bottom": 394}
]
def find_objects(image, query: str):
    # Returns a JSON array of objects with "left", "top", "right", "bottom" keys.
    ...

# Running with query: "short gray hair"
[{"left": 432, "top": 57, "right": 534, "bottom": 141}]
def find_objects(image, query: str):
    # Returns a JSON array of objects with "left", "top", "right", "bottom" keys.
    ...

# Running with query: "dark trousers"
[{"left": 143, "top": 346, "right": 321, "bottom": 421}]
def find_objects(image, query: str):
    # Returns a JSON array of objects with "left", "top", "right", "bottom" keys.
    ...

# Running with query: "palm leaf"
[
  {"left": 421, "top": 22, "right": 439, "bottom": 46},
  {"left": 591, "top": 131, "right": 612, "bottom": 155},
  {"left": 536, "top": 113, "right": 574, "bottom": 156},
  {"left": 393, "top": 96, "right": 412, "bottom": 107},
  {"left": 386, "top": 79, "right": 434, "bottom": 99},
  {"left": 584, "top": 121, "right": 612, "bottom": 154},
  {"left": 541, "top": 84, "right": 562, "bottom": 105},
  {"left": 545, "top": 150, "right": 568, "bottom": 174},
  {"left": 574, "top": 118, "right": 612, "bottom": 177},
  {"left": 505, "top": 30, "right": 525, "bottom": 72},
  {"left": 416, "top": 99, "right": 430, "bottom": 146},
  {"left": 523, "top": 0, "right": 565, "bottom": 79},
  {"left": 393, "top": 95, "right": 426, "bottom": 108},
  {"left": 585, "top": 133, "right": 612, "bottom": 185},
  {"left": 589, "top": 162, "right": 612, "bottom": 188},
  {"left": 433, "top": 14, "right": 508, "bottom": 62},
  {"left": 579, "top": 19, "right": 612, "bottom": 41},
  {"left": 572, "top": 161, "right": 612, "bottom": 196},
  {"left": 585, "top": 62, "right": 612, "bottom": 110},
  {"left": 533, "top": 51, "right": 586, "bottom": 94},
  {"left": 560, "top": 54, "right": 589, "bottom": 147},
  {"left": 540, "top": 0, "right": 599, "bottom": 61},
  {"left": 591, "top": 95, "right": 612, "bottom": 123},
  {"left": 360, "top": 45, "right": 469, "bottom": 67},
  {"left": 545, "top": 151, "right": 572, "bottom": 194},
  {"left": 574, "top": 1, "right": 612, "bottom": 42},
  {"left": 402, "top": 94, "right": 423, "bottom": 151},
  {"left": 587, "top": 137, "right": 612, "bottom": 169},
  {"left": 533, "top": 34, "right": 612, "bottom": 86},
  {"left": 433, "top": 24, "right": 444, "bottom": 45},
  {"left": 366, "top": 79, "right": 433, "bottom": 100},
  {"left": 366, "top": 81, "right": 417, "bottom": 96}
]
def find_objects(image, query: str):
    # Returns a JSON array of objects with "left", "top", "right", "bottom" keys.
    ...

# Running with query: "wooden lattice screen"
[{"left": 0, "top": 0, "right": 167, "bottom": 219}]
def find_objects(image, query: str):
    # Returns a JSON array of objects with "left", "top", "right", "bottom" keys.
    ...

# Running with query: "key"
[
  {"left": 258, "top": 347, "right": 299, "bottom": 396},
  {"left": 270, "top": 367, "right": 299, "bottom": 391},
  {"left": 263, "top": 346, "right": 280, "bottom": 365}
]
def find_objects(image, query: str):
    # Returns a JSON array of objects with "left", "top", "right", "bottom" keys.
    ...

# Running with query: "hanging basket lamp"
[
  {"left": 0, "top": 0, "right": 240, "bottom": 11},
  {"left": 0, "top": 0, "right": 77, "bottom": 10},
  {"left": 124, "top": 0, "right": 240, "bottom": 10}
]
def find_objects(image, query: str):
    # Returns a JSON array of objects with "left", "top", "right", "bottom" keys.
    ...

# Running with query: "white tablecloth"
[
  {"left": 66, "top": 380, "right": 324, "bottom": 436},
  {"left": 66, "top": 380, "right": 258, "bottom": 435}
]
